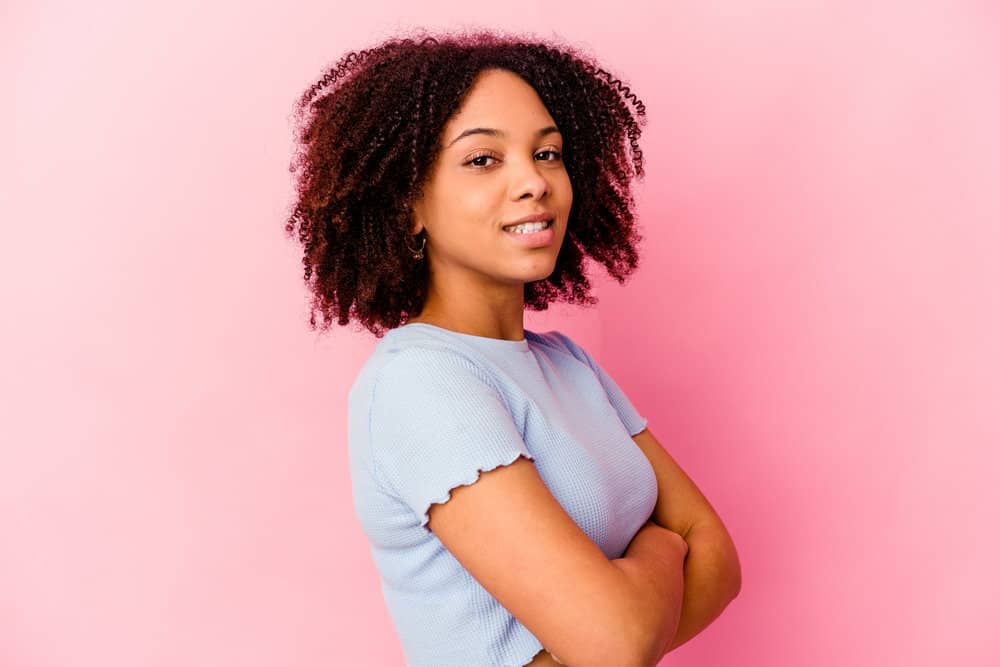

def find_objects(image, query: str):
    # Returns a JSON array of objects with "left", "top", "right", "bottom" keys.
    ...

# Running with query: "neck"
[{"left": 408, "top": 281, "right": 526, "bottom": 342}]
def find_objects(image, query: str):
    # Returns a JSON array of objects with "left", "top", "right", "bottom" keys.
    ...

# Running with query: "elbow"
[
  {"left": 703, "top": 523, "right": 743, "bottom": 602},
  {"left": 729, "top": 558, "right": 743, "bottom": 600},
  {"left": 723, "top": 537, "right": 743, "bottom": 601}
]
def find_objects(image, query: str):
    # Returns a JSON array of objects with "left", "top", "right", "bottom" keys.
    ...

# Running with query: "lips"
[
  {"left": 502, "top": 211, "right": 556, "bottom": 229},
  {"left": 502, "top": 216, "right": 554, "bottom": 232},
  {"left": 501, "top": 219, "right": 557, "bottom": 247}
]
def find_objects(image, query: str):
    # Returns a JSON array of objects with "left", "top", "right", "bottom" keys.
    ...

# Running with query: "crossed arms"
[{"left": 425, "top": 426, "right": 741, "bottom": 666}]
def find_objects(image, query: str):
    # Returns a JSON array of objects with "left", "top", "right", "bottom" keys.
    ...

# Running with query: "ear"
[{"left": 408, "top": 203, "right": 425, "bottom": 236}]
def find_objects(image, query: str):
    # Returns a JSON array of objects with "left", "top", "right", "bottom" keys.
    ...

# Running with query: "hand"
[
  {"left": 527, "top": 648, "right": 567, "bottom": 666},
  {"left": 628, "top": 520, "right": 689, "bottom": 561}
]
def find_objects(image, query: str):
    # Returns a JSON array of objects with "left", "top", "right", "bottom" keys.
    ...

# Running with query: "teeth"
[{"left": 504, "top": 219, "right": 551, "bottom": 234}]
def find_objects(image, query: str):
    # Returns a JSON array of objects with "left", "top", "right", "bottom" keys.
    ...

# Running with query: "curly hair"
[{"left": 283, "top": 27, "right": 648, "bottom": 338}]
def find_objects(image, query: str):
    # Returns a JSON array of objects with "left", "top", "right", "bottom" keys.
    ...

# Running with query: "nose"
[{"left": 511, "top": 157, "right": 550, "bottom": 201}]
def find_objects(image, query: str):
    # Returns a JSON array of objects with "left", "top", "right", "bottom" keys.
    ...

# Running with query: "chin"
[{"left": 522, "top": 266, "right": 557, "bottom": 283}]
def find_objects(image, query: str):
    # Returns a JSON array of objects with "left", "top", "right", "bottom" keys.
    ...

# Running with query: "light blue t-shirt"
[{"left": 347, "top": 322, "right": 658, "bottom": 667}]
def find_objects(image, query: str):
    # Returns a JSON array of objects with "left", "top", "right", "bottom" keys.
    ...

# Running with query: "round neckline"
[{"left": 398, "top": 322, "right": 531, "bottom": 350}]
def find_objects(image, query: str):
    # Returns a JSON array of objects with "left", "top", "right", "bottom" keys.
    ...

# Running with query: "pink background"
[{"left": 4, "top": 1, "right": 998, "bottom": 665}]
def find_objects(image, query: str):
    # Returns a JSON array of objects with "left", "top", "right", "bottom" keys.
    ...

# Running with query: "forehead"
[{"left": 443, "top": 69, "right": 555, "bottom": 136}]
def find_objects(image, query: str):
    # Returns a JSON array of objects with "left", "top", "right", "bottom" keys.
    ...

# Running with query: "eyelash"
[{"left": 464, "top": 149, "right": 563, "bottom": 168}]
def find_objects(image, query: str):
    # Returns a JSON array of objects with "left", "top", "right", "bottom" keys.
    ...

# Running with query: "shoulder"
[
  {"left": 528, "top": 329, "right": 590, "bottom": 363},
  {"left": 370, "top": 342, "right": 503, "bottom": 402}
]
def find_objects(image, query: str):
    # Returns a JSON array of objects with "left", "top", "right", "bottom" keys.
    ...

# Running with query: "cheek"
[
  {"left": 557, "top": 178, "right": 573, "bottom": 209},
  {"left": 555, "top": 169, "right": 572, "bottom": 194},
  {"left": 461, "top": 190, "right": 505, "bottom": 222},
  {"left": 430, "top": 192, "right": 488, "bottom": 227}
]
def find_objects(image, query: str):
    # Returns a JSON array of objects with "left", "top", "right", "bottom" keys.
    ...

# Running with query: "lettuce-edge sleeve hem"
[
  {"left": 368, "top": 345, "right": 536, "bottom": 533},
  {"left": 414, "top": 451, "right": 535, "bottom": 529}
]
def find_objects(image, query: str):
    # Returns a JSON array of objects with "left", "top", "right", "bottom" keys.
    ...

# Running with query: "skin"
[{"left": 406, "top": 67, "right": 572, "bottom": 339}]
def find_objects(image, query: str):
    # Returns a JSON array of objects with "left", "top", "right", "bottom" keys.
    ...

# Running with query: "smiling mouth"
[{"left": 502, "top": 219, "right": 554, "bottom": 233}]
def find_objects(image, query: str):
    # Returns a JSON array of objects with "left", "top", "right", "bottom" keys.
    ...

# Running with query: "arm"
[
  {"left": 425, "top": 454, "right": 676, "bottom": 667},
  {"left": 610, "top": 520, "right": 689, "bottom": 666},
  {"left": 660, "top": 518, "right": 741, "bottom": 655},
  {"left": 540, "top": 428, "right": 740, "bottom": 665},
  {"left": 630, "top": 428, "right": 742, "bottom": 657},
  {"left": 527, "top": 520, "right": 688, "bottom": 667}
]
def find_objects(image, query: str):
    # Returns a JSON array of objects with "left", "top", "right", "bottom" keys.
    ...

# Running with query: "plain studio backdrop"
[{"left": 3, "top": 1, "right": 998, "bottom": 665}]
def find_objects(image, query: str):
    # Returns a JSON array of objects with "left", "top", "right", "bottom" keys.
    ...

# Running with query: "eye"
[
  {"left": 464, "top": 151, "right": 499, "bottom": 168},
  {"left": 463, "top": 149, "right": 563, "bottom": 169}
]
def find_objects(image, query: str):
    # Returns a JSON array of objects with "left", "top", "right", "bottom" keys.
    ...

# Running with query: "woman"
[{"left": 285, "top": 29, "right": 741, "bottom": 666}]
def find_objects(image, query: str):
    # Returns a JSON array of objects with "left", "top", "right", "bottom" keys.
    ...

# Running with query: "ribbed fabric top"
[{"left": 347, "top": 323, "right": 657, "bottom": 667}]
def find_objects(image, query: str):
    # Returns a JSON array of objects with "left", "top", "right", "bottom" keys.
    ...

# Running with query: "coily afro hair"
[{"left": 283, "top": 28, "right": 648, "bottom": 338}]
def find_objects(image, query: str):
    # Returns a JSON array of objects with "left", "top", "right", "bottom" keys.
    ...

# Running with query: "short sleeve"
[
  {"left": 547, "top": 331, "right": 648, "bottom": 436},
  {"left": 368, "top": 346, "right": 535, "bottom": 530}
]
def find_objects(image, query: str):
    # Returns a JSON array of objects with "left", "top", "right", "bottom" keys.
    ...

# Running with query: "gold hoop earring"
[{"left": 404, "top": 233, "right": 426, "bottom": 260}]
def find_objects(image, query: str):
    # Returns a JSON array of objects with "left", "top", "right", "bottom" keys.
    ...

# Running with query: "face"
[{"left": 410, "top": 68, "right": 573, "bottom": 290}]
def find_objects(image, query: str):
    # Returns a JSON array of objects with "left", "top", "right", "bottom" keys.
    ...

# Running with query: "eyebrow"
[{"left": 446, "top": 125, "right": 561, "bottom": 148}]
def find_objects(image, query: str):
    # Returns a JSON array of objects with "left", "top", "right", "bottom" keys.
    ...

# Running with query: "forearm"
[
  {"left": 611, "top": 540, "right": 686, "bottom": 666},
  {"left": 532, "top": 548, "right": 682, "bottom": 667},
  {"left": 660, "top": 521, "right": 742, "bottom": 656}
]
